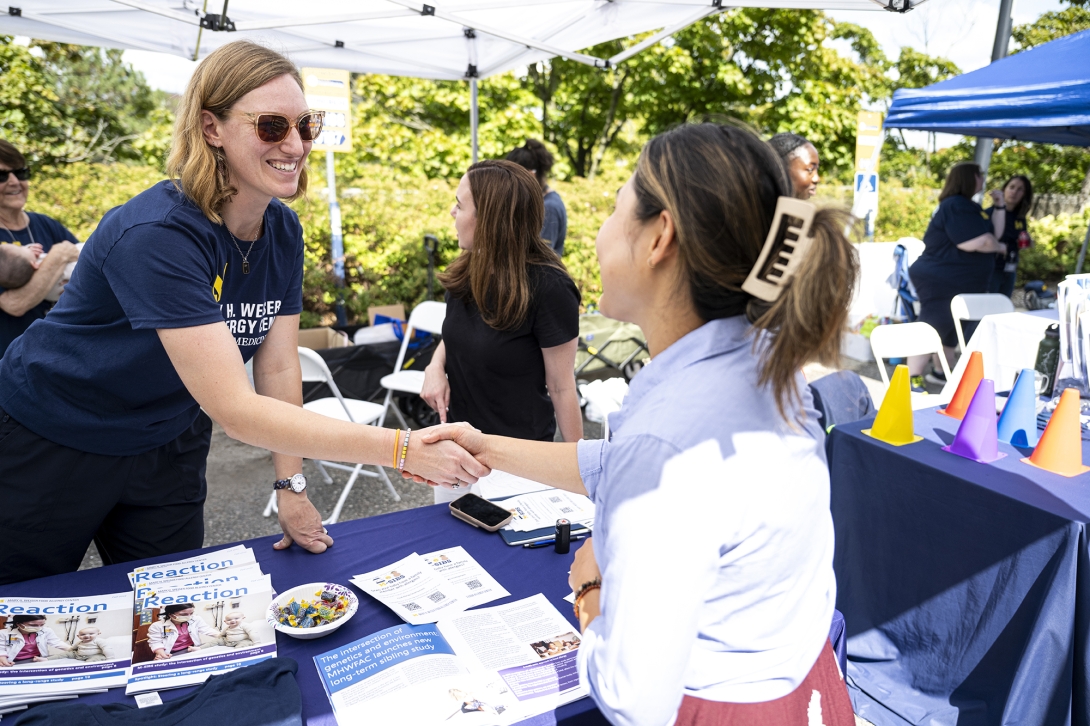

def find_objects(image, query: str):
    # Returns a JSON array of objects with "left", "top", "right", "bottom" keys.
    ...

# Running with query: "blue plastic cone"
[
  {"left": 942, "top": 379, "right": 1006, "bottom": 464},
  {"left": 998, "top": 369, "right": 1040, "bottom": 448}
]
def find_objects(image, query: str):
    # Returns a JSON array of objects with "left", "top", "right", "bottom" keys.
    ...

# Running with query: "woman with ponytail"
[{"left": 421, "top": 122, "right": 857, "bottom": 724}]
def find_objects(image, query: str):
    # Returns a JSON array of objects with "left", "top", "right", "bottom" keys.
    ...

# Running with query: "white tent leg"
[
  {"left": 973, "top": 0, "right": 1016, "bottom": 180},
  {"left": 470, "top": 77, "right": 479, "bottom": 164}
]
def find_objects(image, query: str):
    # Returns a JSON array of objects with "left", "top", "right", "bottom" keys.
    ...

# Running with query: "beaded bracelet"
[
  {"left": 572, "top": 578, "right": 601, "bottom": 621},
  {"left": 392, "top": 429, "right": 401, "bottom": 469},
  {"left": 397, "top": 429, "right": 412, "bottom": 471}
]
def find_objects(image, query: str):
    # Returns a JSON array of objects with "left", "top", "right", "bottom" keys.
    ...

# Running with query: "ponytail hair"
[
  {"left": 505, "top": 139, "right": 555, "bottom": 191},
  {"left": 631, "top": 123, "right": 858, "bottom": 420}
]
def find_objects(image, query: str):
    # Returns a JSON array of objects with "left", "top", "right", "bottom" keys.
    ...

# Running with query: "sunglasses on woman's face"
[
  {"left": 237, "top": 111, "right": 325, "bottom": 143},
  {"left": 0, "top": 168, "right": 30, "bottom": 183}
]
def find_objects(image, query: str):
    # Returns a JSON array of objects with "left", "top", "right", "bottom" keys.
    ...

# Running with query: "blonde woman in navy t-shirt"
[{"left": 0, "top": 41, "right": 486, "bottom": 586}]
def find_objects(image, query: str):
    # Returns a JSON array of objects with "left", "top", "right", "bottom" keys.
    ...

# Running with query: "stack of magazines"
[
  {"left": 125, "top": 545, "right": 275, "bottom": 695},
  {"left": 0, "top": 592, "right": 134, "bottom": 716}
]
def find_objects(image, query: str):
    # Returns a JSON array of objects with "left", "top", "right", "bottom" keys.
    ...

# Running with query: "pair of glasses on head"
[
  {"left": 237, "top": 111, "right": 325, "bottom": 143},
  {"left": 0, "top": 168, "right": 30, "bottom": 183}
]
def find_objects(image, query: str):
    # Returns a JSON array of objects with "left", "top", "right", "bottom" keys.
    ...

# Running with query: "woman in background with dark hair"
[
  {"left": 988, "top": 174, "right": 1034, "bottom": 298},
  {"left": 420, "top": 160, "right": 582, "bottom": 501},
  {"left": 506, "top": 140, "right": 567, "bottom": 255},
  {"left": 908, "top": 161, "right": 1007, "bottom": 387}
]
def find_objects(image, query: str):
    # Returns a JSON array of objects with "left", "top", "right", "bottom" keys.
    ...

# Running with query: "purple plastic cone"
[
  {"left": 997, "top": 368, "right": 1040, "bottom": 447},
  {"left": 942, "top": 379, "right": 1006, "bottom": 464}
]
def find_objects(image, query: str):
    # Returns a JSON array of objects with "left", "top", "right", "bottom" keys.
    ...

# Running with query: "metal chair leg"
[
  {"left": 314, "top": 460, "right": 334, "bottom": 484},
  {"left": 323, "top": 464, "right": 362, "bottom": 525},
  {"left": 262, "top": 490, "right": 277, "bottom": 518},
  {"left": 377, "top": 465, "right": 401, "bottom": 502}
]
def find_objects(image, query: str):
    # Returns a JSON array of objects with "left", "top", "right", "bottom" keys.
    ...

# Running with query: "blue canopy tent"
[
  {"left": 887, "top": 28, "right": 1090, "bottom": 270},
  {"left": 886, "top": 29, "right": 1090, "bottom": 146}
]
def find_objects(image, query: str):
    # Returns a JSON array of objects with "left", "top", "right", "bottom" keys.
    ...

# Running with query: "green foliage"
[
  {"left": 23, "top": 163, "right": 164, "bottom": 240},
  {"left": 0, "top": 38, "right": 169, "bottom": 170},
  {"left": 1018, "top": 210, "right": 1090, "bottom": 283},
  {"left": 1012, "top": 5, "right": 1090, "bottom": 49},
  {"left": 294, "top": 159, "right": 631, "bottom": 326},
  {"left": 341, "top": 73, "right": 542, "bottom": 180}
]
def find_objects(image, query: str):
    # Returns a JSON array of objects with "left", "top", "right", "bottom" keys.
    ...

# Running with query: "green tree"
[{"left": 0, "top": 37, "right": 171, "bottom": 170}]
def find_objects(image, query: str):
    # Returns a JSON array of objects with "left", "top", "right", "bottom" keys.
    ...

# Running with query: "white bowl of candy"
[{"left": 266, "top": 582, "right": 358, "bottom": 640}]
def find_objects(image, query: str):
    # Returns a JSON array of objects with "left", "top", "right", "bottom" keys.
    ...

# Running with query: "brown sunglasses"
[{"left": 237, "top": 111, "right": 325, "bottom": 143}]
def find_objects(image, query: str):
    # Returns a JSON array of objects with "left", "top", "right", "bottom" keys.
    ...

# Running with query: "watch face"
[{"left": 289, "top": 473, "right": 307, "bottom": 493}]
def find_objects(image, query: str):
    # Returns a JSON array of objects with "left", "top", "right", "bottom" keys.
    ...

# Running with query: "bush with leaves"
[{"left": 1018, "top": 209, "right": 1090, "bottom": 283}]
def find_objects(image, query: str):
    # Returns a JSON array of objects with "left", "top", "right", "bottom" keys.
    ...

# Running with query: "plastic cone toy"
[
  {"left": 939, "top": 351, "right": 984, "bottom": 420},
  {"left": 863, "top": 365, "right": 923, "bottom": 446},
  {"left": 1023, "top": 388, "right": 1090, "bottom": 477},
  {"left": 998, "top": 368, "right": 1040, "bottom": 448},
  {"left": 942, "top": 379, "right": 1005, "bottom": 463}
]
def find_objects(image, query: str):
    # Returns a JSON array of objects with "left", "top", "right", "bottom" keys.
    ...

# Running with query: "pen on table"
[{"left": 524, "top": 535, "right": 588, "bottom": 549}]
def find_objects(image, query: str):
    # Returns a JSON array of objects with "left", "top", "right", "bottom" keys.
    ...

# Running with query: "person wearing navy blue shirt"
[
  {"left": 506, "top": 140, "right": 568, "bottom": 256},
  {"left": 987, "top": 174, "right": 1034, "bottom": 298},
  {"left": 0, "top": 140, "right": 82, "bottom": 358},
  {"left": 907, "top": 162, "right": 1006, "bottom": 385},
  {"left": 0, "top": 41, "right": 486, "bottom": 587}
]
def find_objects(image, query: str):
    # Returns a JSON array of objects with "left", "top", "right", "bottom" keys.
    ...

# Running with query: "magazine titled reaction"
[
  {"left": 126, "top": 575, "right": 275, "bottom": 694},
  {"left": 0, "top": 593, "right": 133, "bottom": 705}
]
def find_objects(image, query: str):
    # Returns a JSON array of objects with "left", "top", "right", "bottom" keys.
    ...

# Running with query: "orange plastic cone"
[
  {"left": 864, "top": 365, "right": 923, "bottom": 446},
  {"left": 1022, "top": 388, "right": 1090, "bottom": 477},
  {"left": 939, "top": 351, "right": 984, "bottom": 420}
]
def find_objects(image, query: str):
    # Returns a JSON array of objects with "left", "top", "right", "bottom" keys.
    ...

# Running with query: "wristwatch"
[{"left": 273, "top": 473, "right": 307, "bottom": 494}]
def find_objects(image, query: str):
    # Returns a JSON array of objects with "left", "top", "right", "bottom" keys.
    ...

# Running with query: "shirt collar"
[{"left": 610, "top": 316, "right": 753, "bottom": 433}]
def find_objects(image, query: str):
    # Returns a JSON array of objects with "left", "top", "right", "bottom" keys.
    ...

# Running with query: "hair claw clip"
[{"left": 741, "top": 197, "right": 817, "bottom": 302}]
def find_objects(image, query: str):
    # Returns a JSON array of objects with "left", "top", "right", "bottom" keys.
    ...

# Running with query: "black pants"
[{"left": 0, "top": 408, "right": 212, "bottom": 586}]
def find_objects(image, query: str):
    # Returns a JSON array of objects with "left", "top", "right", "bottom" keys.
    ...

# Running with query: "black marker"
[{"left": 554, "top": 518, "right": 571, "bottom": 554}]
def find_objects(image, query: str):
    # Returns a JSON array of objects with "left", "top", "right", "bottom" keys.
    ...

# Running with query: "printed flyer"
[{"left": 314, "top": 594, "right": 587, "bottom": 725}]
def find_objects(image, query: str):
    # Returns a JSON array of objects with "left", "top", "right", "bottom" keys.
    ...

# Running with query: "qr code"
[
  {"left": 560, "top": 506, "right": 574, "bottom": 514},
  {"left": 403, "top": 602, "right": 421, "bottom": 612},
  {"left": 427, "top": 591, "right": 447, "bottom": 604},
  {"left": 549, "top": 496, "right": 562, "bottom": 504},
  {"left": 466, "top": 579, "right": 482, "bottom": 590}
]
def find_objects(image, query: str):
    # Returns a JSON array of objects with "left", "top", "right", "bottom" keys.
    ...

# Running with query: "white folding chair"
[
  {"left": 950, "top": 293, "right": 1016, "bottom": 351},
  {"left": 378, "top": 301, "right": 447, "bottom": 428},
  {"left": 869, "top": 322, "right": 953, "bottom": 410},
  {"left": 263, "top": 347, "right": 400, "bottom": 525}
]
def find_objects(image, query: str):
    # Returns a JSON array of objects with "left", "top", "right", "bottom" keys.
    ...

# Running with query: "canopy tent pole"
[
  {"left": 466, "top": 27, "right": 479, "bottom": 164},
  {"left": 326, "top": 151, "right": 347, "bottom": 326},
  {"left": 973, "top": 0, "right": 1016, "bottom": 180},
  {"left": 470, "top": 79, "right": 479, "bottom": 164}
]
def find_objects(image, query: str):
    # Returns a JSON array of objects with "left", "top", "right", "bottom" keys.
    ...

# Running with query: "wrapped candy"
[{"left": 274, "top": 589, "right": 352, "bottom": 628}]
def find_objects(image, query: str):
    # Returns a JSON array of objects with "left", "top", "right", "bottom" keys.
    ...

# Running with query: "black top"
[
  {"left": 0, "top": 212, "right": 79, "bottom": 358},
  {"left": 987, "top": 206, "right": 1029, "bottom": 271},
  {"left": 909, "top": 195, "right": 994, "bottom": 299},
  {"left": 444, "top": 264, "right": 580, "bottom": 441}
]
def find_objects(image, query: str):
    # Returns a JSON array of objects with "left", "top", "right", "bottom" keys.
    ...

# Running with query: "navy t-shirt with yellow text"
[{"left": 0, "top": 181, "right": 304, "bottom": 456}]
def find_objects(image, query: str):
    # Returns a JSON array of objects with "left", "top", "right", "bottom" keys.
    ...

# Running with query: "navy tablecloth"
[
  {"left": 829, "top": 406, "right": 1090, "bottom": 726},
  {"left": 3, "top": 503, "right": 608, "bottom": 725}
]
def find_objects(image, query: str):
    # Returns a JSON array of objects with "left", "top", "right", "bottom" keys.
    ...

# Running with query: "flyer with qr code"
[
  {"left": 420, "top": 547, "right": 510, "bottom": 608},
  {"left": 314, "top": 595, "right": 587, "bottom": 725},
  {"left": 350, "top": 553, "right": 465, "bottom": 624}
]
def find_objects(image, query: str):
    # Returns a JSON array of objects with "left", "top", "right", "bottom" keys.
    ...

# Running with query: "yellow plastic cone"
[
  {"left": 1022, "top": 388, "right": 1090, "bottom": 477},
  {"left": 864, "top": 365, "right": 924, "bottom": 446}
]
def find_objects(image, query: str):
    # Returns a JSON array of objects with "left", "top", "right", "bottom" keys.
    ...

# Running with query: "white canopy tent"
[{"left": 2, "top": 0, "right": 928, "bottom": 159}]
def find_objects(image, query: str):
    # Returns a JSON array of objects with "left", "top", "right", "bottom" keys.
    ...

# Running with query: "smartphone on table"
[{"left": 450, "top": 494, "right": 514, "bottom": 532}]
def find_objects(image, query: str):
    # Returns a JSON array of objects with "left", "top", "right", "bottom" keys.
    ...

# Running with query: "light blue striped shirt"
[{"left": 574, "top": 316, "right": 838, "bottom": 723}]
